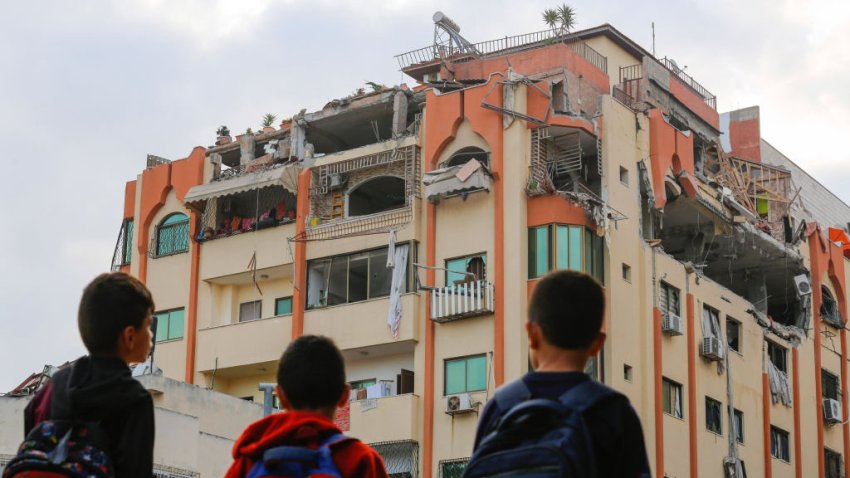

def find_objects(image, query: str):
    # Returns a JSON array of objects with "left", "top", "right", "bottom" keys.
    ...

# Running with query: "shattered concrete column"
[
  {"left": 392, "top": 91, "right": 409, "bottom": 137},
  {"left": 747, "top": 269, "right": 769, "bottom": 314},
  {"left": 239, "top": 132, "right": 256, "bottom": 166},
  {"left": 290, "top": 115, "right": 307, "bottom": 161}
]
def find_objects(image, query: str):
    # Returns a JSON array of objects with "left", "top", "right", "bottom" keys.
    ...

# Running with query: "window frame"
[
  {"left": 346, "top": 175, "right": 407, "bottom": 217},
  {"left": 733, "top": 408, "right": 744, "bottom": 444},
  {"left": 445, "top": 253, "right": 487, "bottom": 286},
  {"left": 727, "top": 318, "right": 741, "bottom": 354},
  {"left": 705, "top": 396, "right": 723, "bottom": 435},
  {"left": 767, "top": 341, "right": 788, "bottom": 374},
  {"left": 444, "top": 354, "right": 487, "bottom": 396},
  {"left": 770, "top": 425, "right": 790, "bottom": 462},
  {"left": 527, "top": 224, "right": 604, "bottom": 282},
  {"left": 153, "top": 213, "right": 190, "bottom": 258},
  {"left": 659, "top": 281, "right": 681, "bottom": 317},
  {"left": 825, "top": 448, "right": 843, "bottom": 478},
  {"left": 239, "top": 300, "right": 262, "bottom": 322},
  {"left": 661, "top": 377, "right": 683, "bottom": 419},
  {"left": 154, "top": 307, "right": 185, "bottom": 342},
  {"left": 120, "top": 218, "right": 134, "bottom": 265},
  {"left": 275, "top": 296, "right": 293, "bottom": 316},
  {"left": 439, "top": 458, "right": 470, "bottom": 478},
  {"left": 822, "top": 369, "right": 840, "bottom": 401}
]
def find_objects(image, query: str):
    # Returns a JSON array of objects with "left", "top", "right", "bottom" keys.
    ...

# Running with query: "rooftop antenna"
[{"left": 432, "top": 11, "right": 479, "bottom": 60}]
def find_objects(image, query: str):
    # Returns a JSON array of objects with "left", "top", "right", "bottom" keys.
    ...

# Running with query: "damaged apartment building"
[{"left": 108, "top": 11, "right": 850, "bottom": 478}]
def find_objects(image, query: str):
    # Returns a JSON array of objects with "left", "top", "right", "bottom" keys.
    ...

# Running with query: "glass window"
[
  {"left": 825, "top": 449, "right": 842, "bottom": 478},
  {"left": 568, "top": 226, "right": 583, "bottom": 271},
  {"left": 823, "top": 370, "right": 840, "bottom": 401},
  {"left": 368, "top": 248, "right": 391, "bottom": 298},
  {"left": 770, "top": 426, "right": 790, "bottom": 462},
  {"left": 275, "top": 297, "right": 293, "bottom": 316},
  {"left": 446, "top": 254, "right": 487, "bottom": 286},
  {"left": 733, "top": 409, "right": 744, "bottom": 444},
  {"left": 123, "top": 219, "right": 134, "bottom": 264},
  {"left": 440, "top": 459, "right": 469, "bottom": 478},
  {"left": 529, "top": 226, "right": 550, "bottom": 278},
  {"left": 706, "top": 397, "right": 722, "bottom": 434},
  {"left": 727, "top": 318, "right": 741, "bottom": 353},
  {"left": 662, "top": 377, "right": 683, "bottom": 418},
  {"left": 347, "top": 253, "right": 369, "bottom": 303},
  {"left": 445, "top": 355, "right": 487, "bottom": 395},
  {"left": 350, "top": 379, "right": 377, "bottom": 390},
  {"left": 239, "top": 300, "right": 262, "bottom": 322},
  {"left": 660, "top": 282, "right": 680, "bottom": 317},
  {"left": 154, "top": 308, "right": 185, "bottom": 342},
  {"left": 307, "top": 245, "right": 411, "bottom": 309},
  {"left": 155, "top": 213, "right": 190, "bottom": 257},
  {"left": 767, "top": 341, "right": 787, "bottom": 373}
]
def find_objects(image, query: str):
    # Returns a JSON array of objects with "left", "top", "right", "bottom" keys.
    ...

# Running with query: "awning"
[
  {"left": 424, "top": 160, "right": 492, "bottom": 201},
  {"left": 184, "top": 164, "right": 301, "bottom": 208}
]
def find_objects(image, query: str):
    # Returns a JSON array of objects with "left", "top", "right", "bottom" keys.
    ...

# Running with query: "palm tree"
[
  {"left": 557, "top": 4, "right": 576, "bottom": 34},
  {"left": 542, "top": 8, "right": 559, "bottom": 33},
  {"left": 262, "top": 113, "right": 277, "bottom": 128}
]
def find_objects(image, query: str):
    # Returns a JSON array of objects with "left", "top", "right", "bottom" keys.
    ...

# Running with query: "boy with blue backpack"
[
  {"left": 5, "top": 272, "right": 156, "bottom": 478},
  {"left": 225, "top": 335, "right": 389, "bottom": 478},
  {"left": 465, "top": 270, "right": 650, "bottom": 478}
]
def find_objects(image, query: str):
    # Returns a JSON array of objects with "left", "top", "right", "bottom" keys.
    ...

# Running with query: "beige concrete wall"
[
  {"left": 349, "top": 394, "right": 420, "bottom": 443},
  {"left": 199, "top": 223, "right": 296, "bottom": 281},
  {"left": 153, "top": 407, "right": 199, "bottom": 472},
  {"left": 314, "top": 136, "right": 418, "bottom": 168},
  {"left": 583, "top": 36, "right": 642, "bottom": 87},
  {"left": 199, "top": 432, "right": 236, "bottom": 478},
  {"left": 347, "top": 352, "right": 415, "bottom": 385},
  {"left": 195, "top": 314, "right": 292, "bottom": 373},
  {"left": 303, "top": 294, "right": 420, "bottom": 350}
]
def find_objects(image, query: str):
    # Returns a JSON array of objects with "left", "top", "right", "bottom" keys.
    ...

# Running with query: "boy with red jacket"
[{"left": 225, "top": 335, "right": 389, "bottom": 478}]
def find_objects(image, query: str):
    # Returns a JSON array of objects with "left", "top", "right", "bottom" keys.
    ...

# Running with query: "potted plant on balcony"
[
  {"left": 216, "top": 125, "right": 231, "bottom": 146},
  {"left": 261, "top": 114, "right": 277, "bottom": 134}
]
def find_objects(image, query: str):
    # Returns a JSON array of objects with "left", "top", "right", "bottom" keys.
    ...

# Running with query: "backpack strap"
[
  {"left": 557, "top": 379, "right": 621, "bottom": 414},
  {"left": 493, "top": 379, "right": 533, "bottom": 413}
]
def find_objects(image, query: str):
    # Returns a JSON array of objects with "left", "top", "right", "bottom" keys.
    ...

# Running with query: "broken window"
[
  {"left": 822, "top": 370, "right": 840, "bottom": 401},
  {"left": 767, "top": 340, "right": 792, "bottom": 407},
  {"left": 445, "top": 254, "right": 487, "bottom": 286},
  {"left": 348, "top": 176, "right": 406, "bottom": 217},
  {"left": 767, "top": 341, "right": 787, "bottom": 373},
  {"left": 306, "top": 244, "right": 411, "bottom": 309},
  {"left": 770, "top": 426, "right": 790, "bottom": 462},
  {"left": 662, "top": 377, "right": 683, "bottom": 418},
  {"left": 444, "top": 147, "right": 489, "bottom": 169},
  {"left": 154, "top": 213, "right": 190, "bottom": 257},
  {"left": 821, "top": 286, "right": 843, "bottom": 327},
  {"left": 733, "top": 408, "right": 744, "bottom": 444},
  {"left": 825, "top": 449, "right": 843, "bottom": 478},
  {"left": 701, "top": 304, "right": 724, "bottom": 358},
  {"left": 659, "top": 282, "right": 681, "bottom": 318},
  {"left": 239, "top": 300, "right": 262, "bottom": 322},
  {"left": 727, "top": 318, "right": 741, "bottom": 353},
  {"left": 705, "top": 397, "right": 722, "bottom": 434},
  {"left": 528, "top": 225, "right": 604, "bottom": 282}
]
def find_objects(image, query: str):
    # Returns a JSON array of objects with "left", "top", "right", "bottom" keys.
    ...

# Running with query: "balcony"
[
  {"left": 347, "top": 394, "right": 420, "bottom": 443},
  {"left": 195, "top": 315, "right": 292, "bottom": 374},
  {"left": 199, "top": 222, "right": 295, "bottom": 282},
  {"left": 304, "top": 294, "right": 420, "bottom": 350},
  {"left": 429, "top": 280, "right": 494, "bottom": 323}
]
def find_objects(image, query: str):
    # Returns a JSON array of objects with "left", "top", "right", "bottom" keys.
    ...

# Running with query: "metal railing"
[
  {"left": 111, "top": 218, "right": 133, "bottom": 271},
  {"left": 370, "top": 440, "right": 419, "bottom": 478},
  {"left": 659, "top": 58, "right": 717, "bottom": 109},
  {"left": 430, "top": 280, "right": 494, "bottom": 323},
  {"left": 395, "top": 30, "right": 607, "bottom": 74},
  {"left": 439, "top": 458, "right": 471, "bottom": 478},
  {"left": 215, "top": 160, "right": 292, "bottom": 182},
  {"left": 150, "top": 220, "right": 190, "bottom": 258},
  {"left": 619, "top": 64, "right": 643, "bottom": 83}
]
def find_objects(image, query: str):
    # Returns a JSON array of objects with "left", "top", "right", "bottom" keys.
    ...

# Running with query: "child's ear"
[
  {"left": 588, "top": 331, "right": 606, "bottom": 356},
  {"left": 525, "top": 321, "right": 541, "bottom": 350},
  {"left": 276, "top": 386, "right": 293, "bottom": 411},
  {"left": 336, "top": 384, "right": 352, "bottom": 408}
]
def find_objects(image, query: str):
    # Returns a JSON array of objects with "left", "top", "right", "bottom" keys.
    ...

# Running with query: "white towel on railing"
[
  {"left": 386, "top": 229, "right": 397, "bottom": 268},
  {"left": 387, "top": 244, "right": 409, "bottom": 338}
]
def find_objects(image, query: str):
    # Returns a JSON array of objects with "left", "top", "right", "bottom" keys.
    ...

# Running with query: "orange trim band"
[
  {"left": 184, "top": 211, "right": 200, "bottom": 384},
  {"left": 493, "top": 109, "right": 505, "bottom": 388},
  {"left": 291, "top": 169, "right": 311, "bottom": 339},
  {"left": 652, "top": 306, "right": 664, "bottom": 478},
  {"left": 423, "top": 202, "right": 436, "bottom": 478},
  {"left": 792, "top": 348, "right": 802, "bottom": 478},
  {"left": 686, "top": 294, "right": 697, "bottom": 478},
  {"left": 842, "top": 325, "right": 850, "bottom": 478},
  {"left": 810, "top": 238, "right": 825, "bottom": 478},
  {"left": 763, "top": 372, "right": 772, "bottom": 478}
]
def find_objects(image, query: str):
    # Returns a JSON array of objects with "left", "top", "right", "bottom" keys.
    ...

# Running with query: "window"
[
  {"left": 446, "top": 254, "right": 486, "bottom": 285},
  {"left": 705, "top": 397, "right": 722, "bottom": 434},
  {"left": 154, "top": 308, "right": 185, "bottom": 342},
  {"left": 733, "top": 409, "right": 744, "bottom": 444},
  {"left": 770, "top": 426, "right": 790, "bottom": 462},
  {"left": 528, "top": 224, "right": 604, "bottom": 281},
  {"left": 445, "top": 146, "right": 489, "bottom": 168},
  {"left": 306, "top": 244, "right": 412, "bottom": 309},
  {"left": 767, "top": 341, "right": 787, "bottom": 374},
  {"left": 825, "top": 448, "right": 843, "bottom": 478},
  {"left": 445, "top": 355, "right": 487, "bottom": 395},
  {"left": 347, "top": 176, "right": 406, "bottom": 217},
  {"left": 439, "top": 458, "right": 469, "bottom": 478},
  {"left": 239, "top": 300, "right": 262, "bottom": 322},
  {"left": 154, "top": 213, "right": 190, "bottom": 257},
  {"left": 619, "top": 166, "right": 629, "bottom": 186},
  {"left": 823, "top": 370, "right": 840, "bottom": 401},
  {"left": 727, "top": 318, "right": 741, "bottom": 353},
  {"left": 662, "top": 377, "right": 683, "bottom": 418},
  {"left": 621, "top": 263, "right": 632, "bottom": 282},
  {"left": 117, "top": 218, "right": 134, "bottom": 265},
  {"left": 624, "top": 364, "right": 633, "bottom": 382},
  {"left": 349, "top": 378, "right": 377, "bottom": 401},
  {"left": 821, "top": 286, "right": 843, "bottom": 327},
  {"left": 275, "top": 297, "right": 293, "bottom": 316},
  {"left": 659, "top": 282, "right": 681, "bottom": 317}
]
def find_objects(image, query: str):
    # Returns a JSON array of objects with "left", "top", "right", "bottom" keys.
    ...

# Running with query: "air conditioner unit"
[
  {"left": 824, "top": 398, "right": 842, "bottom": 424},
  {"left": 329, "top": 173, "right": 346, "bottom": 190},
  {"left": 701, "top": 336, "right": 723, "bottom": 361},
  {"left": 662, "top": 313, "right": 684, "bottom": 336},
  {"left": 793, "top": 274, "right": 812, "bottom": 297},
  {"left": 445, "top": 393, "right": 475, "bottom": 415}
]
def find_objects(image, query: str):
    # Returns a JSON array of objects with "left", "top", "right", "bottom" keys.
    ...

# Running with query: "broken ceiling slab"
[
  {"left": 184, "top": 163, "right": 301, "bottom": 210},
  {"left": 424, "top": 161, "right": 492, "bottom": 201}
]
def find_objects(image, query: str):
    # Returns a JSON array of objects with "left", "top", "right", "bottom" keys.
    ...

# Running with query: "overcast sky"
[{"left": 1, "top": 0, "right": 848, "bottom": 392}]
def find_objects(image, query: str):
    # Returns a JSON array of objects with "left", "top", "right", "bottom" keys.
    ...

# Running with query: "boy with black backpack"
[
  {"left": 5, "top": 272, "right": 156, "bottom": 478},
  {"left": 225, "top": 335, "right": 389, "bottom": 478},
  {"left": 465, "top": 270, "right": 650, "bottom": 478}
]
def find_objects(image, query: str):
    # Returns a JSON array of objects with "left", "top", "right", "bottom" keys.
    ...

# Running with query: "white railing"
[{"left": 430, "top": 280, "right": 494, "bottom": 323}]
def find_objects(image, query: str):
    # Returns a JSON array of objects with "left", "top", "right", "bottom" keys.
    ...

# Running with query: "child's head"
[
  {"left": 78, "top": 272, "right": 155, "bottom": 364},
  {"left": 276, "top": 335, "right": 349, "bottom": 417},
  {"left": 527, "top": 270, "right": 605, "bottom": 367}
]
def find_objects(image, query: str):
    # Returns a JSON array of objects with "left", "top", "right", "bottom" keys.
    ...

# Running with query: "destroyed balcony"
[
  {"left": 304, "top": 145, "right": 420, "bottom": 241},
  {"left": 527, "top": 126, "right": 602, "bottom": 198},
  {"left": 424, "top": 155, "right": 492, "bottom": 203},
  {"left": 429, "top": 280, "right": 494, "bottom": 323}
]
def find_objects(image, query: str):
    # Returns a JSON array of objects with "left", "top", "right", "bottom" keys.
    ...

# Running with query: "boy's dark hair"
[
  {"left": 78, "top": 272, "right": 155, "bottom": 355},
  {"left": 277, "top": 335, "right": 346, "bottom": 409},
  {"left": 528, "top": 270, "right": 604, "bottom": 349}
]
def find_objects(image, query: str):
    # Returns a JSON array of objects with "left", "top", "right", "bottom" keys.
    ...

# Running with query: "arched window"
[
  {"left": 821, "top": 286, "right": 843, "bottom": 327},
  {"left": 155, "top": 213, "right": 190, "bottom": 257},
  {"left": 444, "top": 147, "right": 489, "bottom": 168},
  {"left": 347, "top": 176, "right": 406, "bottom": 217}
]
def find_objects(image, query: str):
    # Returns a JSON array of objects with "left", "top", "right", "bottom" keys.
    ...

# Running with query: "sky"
[{"left": 1, "top": 0, "right": 849, "bottom": 392}]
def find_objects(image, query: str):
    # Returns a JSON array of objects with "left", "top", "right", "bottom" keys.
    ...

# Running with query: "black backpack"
[
  {"left": 2, "top": 369, "right": 115, "bottom": 478},
  {"left": 463, "top": 379, "right": 618, "bottom": 478}
]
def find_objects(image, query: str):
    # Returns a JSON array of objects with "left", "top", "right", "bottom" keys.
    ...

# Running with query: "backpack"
[
  {"left": 463, "top": 379, "right": 619, "bottom": 478},
  {"left": 246, "top": 433, "right": 354, "bottom": 478},
  {"left": 2, "top": 369, "right": 114, "bottom": 478}
]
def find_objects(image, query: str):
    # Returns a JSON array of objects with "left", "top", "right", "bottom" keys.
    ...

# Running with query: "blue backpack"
[
  {"left": 463, "top": 379, "right": 619, "bottom": 478},
  {"left": 247, "top": 433, "right": 354, "bottom": 478}
]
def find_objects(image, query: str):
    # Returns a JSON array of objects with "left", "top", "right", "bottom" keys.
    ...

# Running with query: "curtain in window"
[
  {"left": 672, "top": 384, "right": 682, "bottom": 418},
  {"left": 307, "top": 260, "right": 329, "bottom": 308},
  {"left": 701, "top": 307, "right": 724, "bottom": 358},
  {"left": 767, "top": 359, "right": 793, "bottom": 407},
  {"left": 387, "top": 244, "right": 409, "bottom": 338}
]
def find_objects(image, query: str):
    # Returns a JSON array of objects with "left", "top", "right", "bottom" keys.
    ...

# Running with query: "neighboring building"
[
  {"left": 107, "top": 13, "right": 850, "bottom": 478},
  {"left": 0, "top": 371, "right": 263, "bottom": 477}
]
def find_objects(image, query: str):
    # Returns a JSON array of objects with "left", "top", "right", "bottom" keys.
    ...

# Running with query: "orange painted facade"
[
  {"left": 686, "top": 293, "right": 698, "bottom": 478},
  {"left": 728, "top": 116, "right": 761, "bottom": 163},
  {"left": 667, "top": 78, "right": 719, "bottom": 130},
  {"left": 291, "top": 168, "right": 311, "bottom": 339},
  {"left": 647, "top": 109, "right": 697, "bottom": 208}
]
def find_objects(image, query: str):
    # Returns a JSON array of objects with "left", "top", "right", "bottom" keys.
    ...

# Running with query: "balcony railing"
[
  {"left": 396, "top": 30, "right": 607, "bottom": 74},
  {"left": 430, "top": 280, "right": 494, "bottom": 323},
  {"left": 370, "top": 440, "right": 419, "bottom": 478},
  {"left": 659, "top": 58, "right": 716, "bottom": 109}
]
